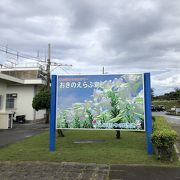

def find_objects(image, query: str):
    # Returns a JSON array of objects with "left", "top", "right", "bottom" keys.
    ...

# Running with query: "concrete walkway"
[{"left": 0, "top": 161, "right": 180, "bottom": 180}]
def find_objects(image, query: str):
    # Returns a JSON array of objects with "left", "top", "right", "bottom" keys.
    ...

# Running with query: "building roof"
[
  {"left": 0, "top": 72, "right": 45, "bottom": 85},
  {"left": 0, "top": 67, "right": 42, "bottom": 72},
  {"left": 0, "top": 73, "right": 23, "bottom": 84},
  {"left": 0, "top": 66, "right": 46, "bottom": 85}
]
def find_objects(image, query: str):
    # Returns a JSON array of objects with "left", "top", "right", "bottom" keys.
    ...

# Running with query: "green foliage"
[
  {"left": 154, "top": 88, "right": 180, "bottom": 101},
  {"left": 96, "top": 112, "right": 109, "bottom": 123},
  {"left": 82, "top": 121, "right": 89, "bottom": 128},
  {"left": 73, "top": 115, "right": 81, "bottom": 128},
  {"left": 86, "top": 109, "right": 93, "bottom": 128},
  {"left": 65, "top": 122, "right": 69, "bottom": 128},
  {"left": 151, "top": 88, "right": 154, "bottom": 100},
  {"left": 32, "top": 86, "right": 50, "bottom": 111},
  {"left": 56, "top": 117, "right": 61, "bottom": 128},
  {"left": 151, "top": 117, "right": 177, "bottom": 148},
  {"left": 151, "top": 117, "right": 177, "bottom": 160},
  {"left": 107, "top": 91, "right": 120, "bottom": 118},
  {"left": 151, "top": 129, "right": 177, "bottom": 149},
  {"left": 152, "top": 100, "right": 180, "bottom": 111},
  {"left": 109, "top": 114, "right": 123, "bottom": 123},
  {"left": 110, "top": 107, "right": 120, "bottom": 119},
  {"left": 107, "top": 91, "right": 139, "bottom": 125},
  {"left": 107, "top": 91, "right": 119, "bottom": 107},
  {"left": 61, "top": 111, "right": 68, "bottom": 128},
  {"left": 123, "top": 103, "right": 135, "bottom": 123}
]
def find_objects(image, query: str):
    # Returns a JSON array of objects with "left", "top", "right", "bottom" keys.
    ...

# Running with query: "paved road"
[
  {"left": 153, "top": 112, "right": 180, "bottom": 125},
  {"left": 0, "top": 122, "right": 49, "bottom": 147},
  {"left": 0, "top": 161, "right": 180, "bottom": 180}
]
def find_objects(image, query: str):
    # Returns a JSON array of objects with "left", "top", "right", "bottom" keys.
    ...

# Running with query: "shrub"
[
  {"left": 151, "top": 129, "right": 177, "bottom": 149},
  {"left": 32, "top": 87, "right": 50, "bottom": 111},
  {"left": 151, "top": 116, "right": 177, "bottom": 160},
  {"left": 32, "top": 86, "right": 50, "bottom": 123}
]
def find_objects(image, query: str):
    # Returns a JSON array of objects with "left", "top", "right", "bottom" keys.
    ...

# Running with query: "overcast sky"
[{"left": 0, "top": 0, "right": 180, "bottom": 95}]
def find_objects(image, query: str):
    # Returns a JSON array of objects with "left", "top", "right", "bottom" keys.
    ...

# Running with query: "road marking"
[{"left": 25, "top": 135, "right": 33, "bottom": 138}]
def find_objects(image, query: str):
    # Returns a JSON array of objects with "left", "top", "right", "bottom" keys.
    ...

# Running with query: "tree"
[
  {"left": 73, "top": 115, "right": 81, "bottom": 128},
  {"left": 107, "top": 91, "right": 120, "bottom": 118},
  {"left": 32, "top": 86, "right": 50, "bottom": 123},
  {"left": 107, "top": 91, "right": 121, "bottom": 139},
  {"left": 32, "top": 86, "right": 64, "bottom": 137},
  {"left": 154, "top": 88, "right": 180, "bottom": 101},
  {"left": 86, "top": 109, "right": 94, "bottom": 128},
  {"left": 151, "top": 88, "right": 155, "bottom": 100}
]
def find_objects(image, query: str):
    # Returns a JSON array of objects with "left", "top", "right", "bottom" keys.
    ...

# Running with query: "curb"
[{"left": 174, "top": 144, "right": 180, "bottom": 161}]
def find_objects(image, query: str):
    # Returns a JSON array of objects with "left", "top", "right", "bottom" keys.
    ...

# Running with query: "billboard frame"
[{"left": 49, "top": 73, "right": 153, "bottom": 155}]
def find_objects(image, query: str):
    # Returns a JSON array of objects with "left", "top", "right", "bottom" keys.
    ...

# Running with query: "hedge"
[{"left": 151, "top": 116, "right": 177, "bottom": 160}]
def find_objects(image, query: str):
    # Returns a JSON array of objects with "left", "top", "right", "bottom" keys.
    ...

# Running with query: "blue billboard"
[{"left": 56, "top": 74, "right": 145, "bottom": 131}]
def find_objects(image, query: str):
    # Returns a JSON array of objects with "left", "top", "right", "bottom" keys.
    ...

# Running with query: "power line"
[
  {"left": 64, "top": 67, "right": 80, "bottom": 75},
  {"left": 59, "top": 67, "right": 71, "bottom": 75},
  {"left": 0, "top": 45, "right": 45, "bottom": 63},
  {"left": 0, "top": 44, "right": 73, "bottom": 69},
  {"left": 0, "top": 44, "right": 73, "bottom": 83}
]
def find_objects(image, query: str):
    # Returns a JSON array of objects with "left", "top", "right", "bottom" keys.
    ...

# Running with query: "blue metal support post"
[
  {"left": 49, "top": 75, "right": 57, "bottom": 151},
  {"left": 144, "top": 73, "right": 153, "bottom": 155}
]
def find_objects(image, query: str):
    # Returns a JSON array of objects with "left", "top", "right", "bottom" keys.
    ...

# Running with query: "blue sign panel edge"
[{"left": 56, "top": 73, "right": 146, "bottom": 131}]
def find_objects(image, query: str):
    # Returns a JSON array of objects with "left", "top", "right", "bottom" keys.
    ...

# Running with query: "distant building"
[{"left": 0, "top": 67, "right": 46, "bottom": 129}]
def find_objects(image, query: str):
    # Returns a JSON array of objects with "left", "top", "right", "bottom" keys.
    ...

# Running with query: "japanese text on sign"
[{"left": 59, "top": 81, "right": 103, "bottom": 89}]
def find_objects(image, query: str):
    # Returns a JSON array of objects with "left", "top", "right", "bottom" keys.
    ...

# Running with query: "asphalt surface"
[
  {"left": 0, "top": 122, "right": 49, "bottom": 147},
  {"left": 153, "top": 111, "right": 180, "bottom": 125}
]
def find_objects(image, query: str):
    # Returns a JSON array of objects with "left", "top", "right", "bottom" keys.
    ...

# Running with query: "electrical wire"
[
  {"left": 0, "top": 44, "right": 72, "bottom": 74},
  {"left": 0, "top": 44, "right": 45, "bottom": 63},
  {"left": 59, "top": 67, "right": 71, "bottom": 75}
]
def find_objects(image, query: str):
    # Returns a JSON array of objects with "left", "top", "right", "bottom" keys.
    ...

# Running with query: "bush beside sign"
[{"left": 151, "top": 116, "right": 177, "bottom": 160}]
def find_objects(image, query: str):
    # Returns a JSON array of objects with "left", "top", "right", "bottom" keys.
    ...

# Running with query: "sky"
[{"left": 0, "top": 0, "right": 180, "bottom": 95}]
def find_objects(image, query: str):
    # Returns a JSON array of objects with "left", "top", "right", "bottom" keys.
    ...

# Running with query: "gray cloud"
[{"left": 0, "top": 0, "right": 180, "bottom": 94}]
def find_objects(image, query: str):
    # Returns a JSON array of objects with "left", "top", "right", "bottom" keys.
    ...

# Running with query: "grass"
[
  {"left": 152, "top": 100, "right": 180, "bottom": 110},
  {"left": 0, "top": 130, "right": 179, "bottom": 166}
]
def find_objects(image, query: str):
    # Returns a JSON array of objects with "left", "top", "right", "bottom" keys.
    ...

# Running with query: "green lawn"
[{"left": 0, "top": 130, "right": 179, "bottom": 166}]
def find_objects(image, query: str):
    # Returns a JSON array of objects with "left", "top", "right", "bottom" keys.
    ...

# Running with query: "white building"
[{"left": 0, "top": 67, "right": 46, "bottom": 129}]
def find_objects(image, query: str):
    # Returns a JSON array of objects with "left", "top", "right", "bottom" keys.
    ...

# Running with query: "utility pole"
[
  {"left": 46, "top": 43, "right": 72, "bottom": 86},
  {"left": 47, "top": 44, "right": 51, "bottom": 87},
  {"left": 45, "top": 44, "right": 71, "bottom": 134},
  {"left": 44, "top": 44, "right": 51, "bottom": 124}
]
